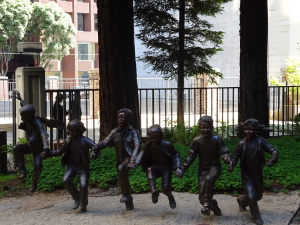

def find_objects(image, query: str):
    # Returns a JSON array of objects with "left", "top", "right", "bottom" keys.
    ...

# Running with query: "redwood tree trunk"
[
  {"left": 97, "top": 0, "right": 140, "bottom": 140},
  {"left": 239, "top": 0, "right": 269, "bottom": 127},
  {"left": 177, "top": 0, "right": 185, "bottom": 124}
]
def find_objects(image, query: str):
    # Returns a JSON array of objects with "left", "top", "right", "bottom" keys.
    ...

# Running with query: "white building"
[
  {"left": 135, "top": 0, "right": 300, "bottom": 87},
  {"left": 208, "top": 0, "right": 300, "bottom": 87}
]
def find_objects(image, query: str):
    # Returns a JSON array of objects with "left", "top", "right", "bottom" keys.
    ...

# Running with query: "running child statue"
[
  {"left": 91, "top": 108, "right": 141, "bottom": 210},
  {"left": 131, "top": 124, "right": 181, "bottom": 209},
  {"left": 41, "top": 119, "right": 96, "bottom": 213},
  {"left": 229, "top": 118, "right": 279, "bottom": 225},
  {"left": 176, "top": 115, "right": 232, "bottom": 216},
  {"left": 13, "top": 90, "right": 64, "bottom": 192}
]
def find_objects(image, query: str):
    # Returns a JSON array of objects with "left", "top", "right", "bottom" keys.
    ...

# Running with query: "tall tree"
[
  {"left": 28, "top": 2, "right": 76, "bottom": 70},
  {"left": 0, "top": 1, "right": 75, "bottom": 76},
  {"left": 134, "top": 0, "right": 230, "bottom": 123},
  {"left": 239, "top": 0, "right": 269, "bottom": 126},
  {"left": 98, "top": 0, "right": 140, "bottom": 139},
  {"left": 0, "top": 0, "right": 32, "bottom": 76}
]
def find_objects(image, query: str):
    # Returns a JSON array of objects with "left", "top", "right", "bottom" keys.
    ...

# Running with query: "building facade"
[
  {"left": 33, "top": 0, "right": 99, "bottom": 80},
  {"left": 206, "top": 0, "right": 300, "bottom": 87}
]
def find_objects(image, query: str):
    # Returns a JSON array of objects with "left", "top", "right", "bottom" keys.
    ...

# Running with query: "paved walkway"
[{"left": 0, "top": 190, "right": 299, "bottom": 225}]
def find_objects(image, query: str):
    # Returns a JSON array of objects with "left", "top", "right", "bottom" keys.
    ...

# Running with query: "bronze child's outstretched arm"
[{"left": 13, "top": 90, "right": 26, "bottom": 107}]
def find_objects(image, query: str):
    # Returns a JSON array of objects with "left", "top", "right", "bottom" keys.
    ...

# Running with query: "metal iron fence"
[{"left": 2, "top": 80, "right": 300, "bottom": 147}]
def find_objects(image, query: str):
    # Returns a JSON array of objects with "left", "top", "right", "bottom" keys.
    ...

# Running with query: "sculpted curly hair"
[{"left": 67, "top": 119, "right": 86, "bottom": 135}]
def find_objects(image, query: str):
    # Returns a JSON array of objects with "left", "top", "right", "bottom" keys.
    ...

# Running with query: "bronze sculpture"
[
  {"left": 176, "top": 115, "right": 231, "bottom": 216},
  {"left": 131, "top": 124, "right": 181, "bottom": 209},
  {"left": 13, "top": 90, "right": 50, "bottom": 192},
  {"left": 41, "top": 119, "right": 96, "bottom": 213},
  {"left": 229, "top": 118, "right": 279, "bottom": 225},
  {"left": 91, "top": 108, "right": 140, "bottom": 210}
]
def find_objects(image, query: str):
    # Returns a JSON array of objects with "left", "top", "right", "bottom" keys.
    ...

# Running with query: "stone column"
[
  {"left": 15, "top": 67, "right": 46, "bottom": 139},
  {"left": 89, "top": 69, "right": 100, "bottom": 119}
]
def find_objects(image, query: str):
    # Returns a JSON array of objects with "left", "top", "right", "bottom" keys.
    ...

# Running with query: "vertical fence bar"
[
  {"left": 194, "top": 88, "right": 199, "bottom": 124},
  {"left": 49, "top": 91, "right": 54, "bottom": 149},
  {"left": 159, "top": 90, "right": 161, "bottom": 126},
  {"left": 232, "top": 88, "right": 235, "bottom": 136},
  {"left": 170, "top": 89, "right": 173, "bottom": 129},
  {"left": 216, "top": 88, "right": 219, "bottom": 133},
  {"left": 12, "top": 90, "right": 17, "bottom": 145},
  {"left": 146, "top": 90, "right": 149, "bottom": 133},
  {"left": 164, "top": 89, "right": 167, "bottom": 128},
  {"left": 226, "top": 88, "right": 229, "bottom": 136},
  {"left": 139, "top": 89, "right": 142, "bottom": 135},
  {"left": 188, "top": 88, "right": 191, "bottom": 128},
  {"left": 152, "top": 89, "right": 155, "bottom": 125}
]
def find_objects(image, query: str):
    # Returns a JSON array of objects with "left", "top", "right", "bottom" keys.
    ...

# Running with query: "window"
[
  {"left": 78, "top": 43, "right": 96, "bottom": 61},
  {"left": 94, "top": 14, "right": 98, "bottom": 31},
  {"left": 77, "top": 13, "right": 85, "bottom": 31},
  {"left": 78, "top": 44, "right": 89, "bottom": 60}
]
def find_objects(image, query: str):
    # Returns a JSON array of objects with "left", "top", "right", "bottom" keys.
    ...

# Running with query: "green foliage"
[
  {"left": 270, "top": 58, "right": 300, "bottom": 104},
  {"left": 22, "top": 136, "right": 300, "bottom": 194},
  {"left": 270, "top": 58, "right": 300, "bottom": 86},
  {"left": 0, "top": 174, "right": 17, "bottom": 182},
  {"left": 262, "top": 136, "right": 300, "bottom": 190},
  {"left": 0, "top": 0, "right": 75, "bottom": 75},
  {"left": 134, "top": 0, "right": 230, "bottom": 82},
  {"left": 163, "top": 119, "right": 199, "bottom": 145},
  {"left": 89, "top": 148, "right": 118, "bottom": 189},
  {"left": 214, "top": 120, "right": 236, "bottom": 139},
  {"left": 25, "top": 156, "right": 64, "bottom": 191},
  {"left": 294, "top": 113, "right": 300, "bottom": 141},
  {"left": 28, "top": 2, "right": 76, "bottom": 69},
  {"left": 0, "top": 0, "right": 32, "bottom": 76}
]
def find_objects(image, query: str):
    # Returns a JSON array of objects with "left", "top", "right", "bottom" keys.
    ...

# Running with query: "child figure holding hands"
[
  {"left": 229, "top": 118, "right": 279, "bottom": 225},
  {"left": 41, "top": 119, "right": 96, "bottom": 213},
  {"left": 176, "top": 115, "right": 231, "bottom": 216},
  {"left": 131, "top": 125, "right": 181, "bottom": 209}
]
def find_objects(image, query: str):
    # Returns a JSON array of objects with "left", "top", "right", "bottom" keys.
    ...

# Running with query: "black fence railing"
[
  {"left": 138, "top": 87, "right": 240, "bottom": 138},
  {"left": 6, "top": 85, "right": 300, "bottom": 147}
]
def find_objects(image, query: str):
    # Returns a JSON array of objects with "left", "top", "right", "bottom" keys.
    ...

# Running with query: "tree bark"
[
  {"left": 177, "top": 0, "right": 185, "bottom": 124},
  {"left": 97, "top": 0, "right": 140, "bottom": 140},
  {"left": 239, "top": 0, "right": 269, "bottom": 127}
]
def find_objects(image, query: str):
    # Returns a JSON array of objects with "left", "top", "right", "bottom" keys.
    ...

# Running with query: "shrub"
[{"left": 22, "top": 136, "right": 299, "bottom": 194}]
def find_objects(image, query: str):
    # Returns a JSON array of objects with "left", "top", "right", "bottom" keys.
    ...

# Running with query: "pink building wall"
[{"left": 34, "top": 0, "right": 99, "bottom": 79}]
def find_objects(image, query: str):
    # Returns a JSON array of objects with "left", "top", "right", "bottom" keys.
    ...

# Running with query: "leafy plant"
[
  {"left": 162, "top": 119, "right": 199, "bottom": 145},
  {"left": 270, "top": 58, "right": 300, "bottom": 104},
  {"left": 7, "top": 136, "right": 300, "bottom": 194}
]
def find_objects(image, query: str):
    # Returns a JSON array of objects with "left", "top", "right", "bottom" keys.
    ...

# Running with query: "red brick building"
[{"left": 33, "top": 0, "right": 99, "bottom": 79}]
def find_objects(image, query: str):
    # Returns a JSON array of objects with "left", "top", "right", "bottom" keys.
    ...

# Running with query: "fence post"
[{"left": 0, "top": 131, "right": 8, "bottom": 174}]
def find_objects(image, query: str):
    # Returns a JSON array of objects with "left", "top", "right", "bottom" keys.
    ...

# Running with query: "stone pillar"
[
  {"left": 89, "top": 69, "right": 100, "bottom": 119},
  {"left": 15, "top": 67, "right": 46, "bottom": 139},
  {"left": 0, "top": 76, "right": 9, "bottom": 101}
]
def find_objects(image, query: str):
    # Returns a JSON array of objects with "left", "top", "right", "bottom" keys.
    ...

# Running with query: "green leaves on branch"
[
  {"left": 0, "top": 0, "right": 33, "bottom": 76},
  {"left": 28, "top": 2, "right": 76, "bottom": 69},
  {"left": 134, "top": 0, "right": 230, "bottom": 82},
  {"left": 0, "top": 0, "right": 76, "bottom": 76}
]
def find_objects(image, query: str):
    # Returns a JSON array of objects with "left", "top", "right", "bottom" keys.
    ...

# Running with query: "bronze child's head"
[
  {"left": 198, "top": 115, "right": 214, "bottom": 139},
  {"left": 117, "top": 108, "right": 132, "bottom": 128},
  {"left": 67, "top": 119, "right": 86, "bottom": 139},
  {"left": 147, "top": 124, "right": 163, "bottom": 146},
  {"left": 243, "top": 118, "right": 259, "bottom": 141},
  {"left": 19, "top": 104, "right": 36, "bottom": 122}
]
